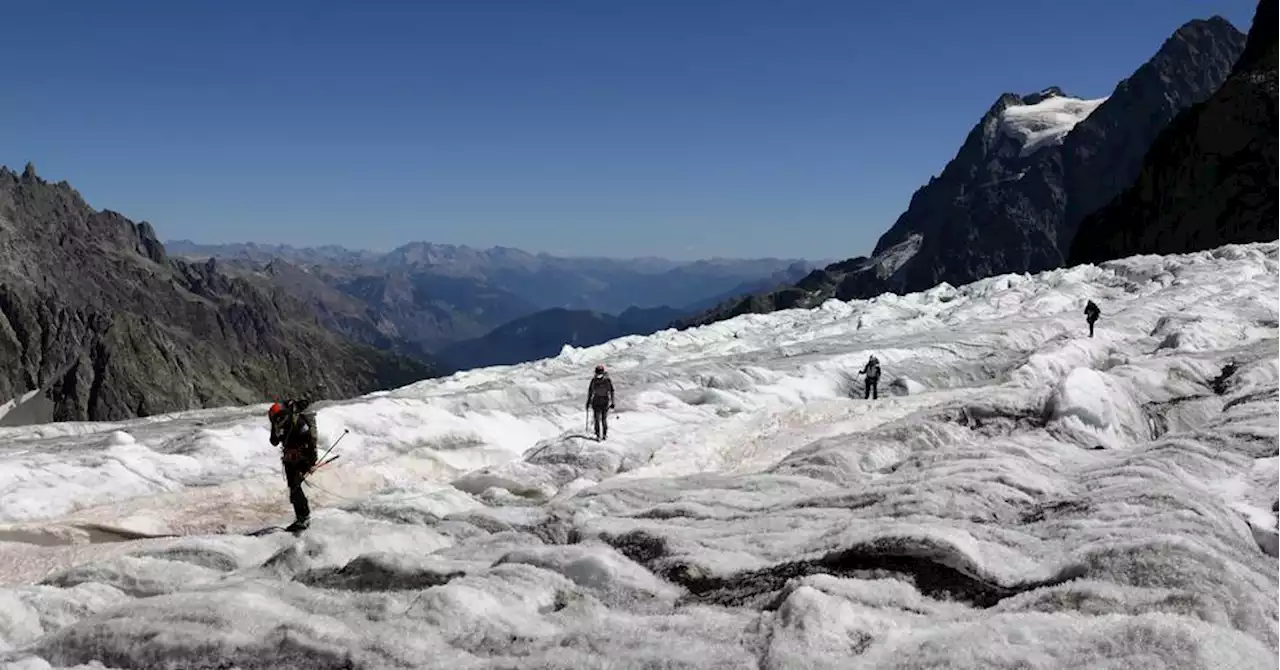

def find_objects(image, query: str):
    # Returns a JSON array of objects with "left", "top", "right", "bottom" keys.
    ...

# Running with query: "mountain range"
[
  {"left": 0, "top": 166, "right": 440, "bottom": 423},
  {"left": 681, "top": 12, "right": 1260, "bottom": 328},
  {"left": 3, "top": 3, "right": 1274, "bottom": 425},
  {"left": 169, "top": 239, "right": 819, "bottom": 313},
  {"left": 167, "top": 240, "right": 819, "bottom": 356}
]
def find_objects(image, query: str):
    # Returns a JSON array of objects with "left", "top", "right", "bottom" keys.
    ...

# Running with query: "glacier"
[
  {"left": 1000, "top": 93, "right": 1108, "bottom": 157},
  {"left": 0, "top": 242, "right": 1276, "bottom": 669}
]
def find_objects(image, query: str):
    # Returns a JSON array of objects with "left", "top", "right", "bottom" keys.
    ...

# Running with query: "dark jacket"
[
  {"left": 587, "top": 373, "right": 615, "bottom": 408},
  {"left": 270, "top": 409, "right": 319, "bottom": 463},
  {"left": 1084, "top": 301, "right": 1100, "bottom": 321},
  {"left": 861, "top": 357, "right": 881, "bottom": 380}
]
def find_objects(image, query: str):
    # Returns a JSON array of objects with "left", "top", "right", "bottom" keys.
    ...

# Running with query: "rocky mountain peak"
[
  {"left": 679, "top": 13, "right": 1249, "bottom": 330},
  {"left": 1067, "top": 0, "right": 1277, "bottom": 264},
  {"left": 1240, "top": 0, "right": 1277, "bottom": 69},
  {"left": 1022, "top": 86, "right": 1067, "bottom": 105},
  {"left": 0, "top": 165, "right": 439, "bottom": 422}
]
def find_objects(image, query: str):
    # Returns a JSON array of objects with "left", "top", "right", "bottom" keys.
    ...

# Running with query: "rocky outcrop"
[
  {"left": 682, "top": 16, "right": 1246, "bottom": 328},
  {"left": 0, "top": 166, "right": 441, "bottom": 422},
  {"left": 1068, "top": 0, "right": 1278, "bottom": 263}
]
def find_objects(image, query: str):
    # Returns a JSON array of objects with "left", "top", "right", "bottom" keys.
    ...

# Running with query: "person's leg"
[
  {"left": 871, "top": 378, "right": 878, "bottom": 400},
  {"left": 592, "top": 407, "right": 603, "bottom": 440},
  {"left": 601, "top": 407, "right": 609, "bottom": 440},
  {"left": 285, "top": 462, "right": 310, "bottom": 526},
  {"left": 1089, "top": 320, "right": 1095, "bottom": 337},
  {"left": 864, "top": 378, "right": 872, "bottom": 400}
]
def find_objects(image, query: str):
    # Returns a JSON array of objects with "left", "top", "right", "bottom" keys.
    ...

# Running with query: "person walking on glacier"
[
  {"left": 1084, "top": 300, "right": 1101, "bottom": 338},
  {"left": 586, "top": 364, "right": 616, "bottom": 441},
  {"left": 268, "top": 398, "right": 319, "bottom": 532},
  {"left": 859, "top": 355, "right": 881, "bottom": 400}
]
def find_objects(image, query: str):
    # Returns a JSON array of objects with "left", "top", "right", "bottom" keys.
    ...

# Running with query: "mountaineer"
[
  {"left": 268, "top": 398, "right": 319, "bottom": 532},
  {"left": 1084, "top": 300, "right": 1101, "bottom": 338},
  {"left": 586, "top": 364, "right": 616, "bottom": 441},
  {"left": 860, "top": 355, "right": 881, "bottom": 400}
]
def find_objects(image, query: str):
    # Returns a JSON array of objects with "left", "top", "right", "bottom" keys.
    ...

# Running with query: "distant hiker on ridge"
[
  {"left": 269, "top": 398, "right": 319, "bottom": 532},
  {"left": 1084, "top": 300, "right": 1101, "bottom": 338},
  {"left": 859, "top": 355, "right": 881, "bottom": 400},
  {"left": 586, "top": 364, "right": 616, "bottom": 441}
]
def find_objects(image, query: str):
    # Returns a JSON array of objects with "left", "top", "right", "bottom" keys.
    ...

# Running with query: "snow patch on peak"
[
  {"left": 870, "top": 233, "right": 923, "bottom": 280},
  {"left": 1000, "top": 95, "right": 1108, "bottom": 157}
]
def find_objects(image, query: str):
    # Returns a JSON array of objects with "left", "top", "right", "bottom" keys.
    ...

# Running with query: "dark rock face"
[
  {"left": 1068, "top": 0, "right": 1278, "bottom": 264},
  {"left": 0, "top": 167, "right": 441, "bottom": 422},
  {"left": 682, "top": 17, "right": 1246, "bottom": 328}
]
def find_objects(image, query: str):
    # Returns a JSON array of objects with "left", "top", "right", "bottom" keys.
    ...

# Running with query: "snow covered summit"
[
  {"left": 0, "top": 242, "right": 1276, "bottom": 669},
  {"left": 999, "top": 90, "right": 1108, "bottom": 157}
]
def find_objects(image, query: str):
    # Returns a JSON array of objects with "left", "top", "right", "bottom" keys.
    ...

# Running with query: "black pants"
[
  {"left": 1088, "top": 318, "right": 1097, "bottom": 337},
  {"left": 283, "top": 454, "right": 316, "bottom": 521},
  {"left": 592, "top": 404, "right": 610, "bottom": 440},
  {"left": 864, "top": 376, "right": 879, "bottom": 400}
]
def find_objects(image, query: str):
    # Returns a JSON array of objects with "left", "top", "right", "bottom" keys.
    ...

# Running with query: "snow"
[
  {"left": 1000, "top": 94, "right": 1108, "bottom": 156},
  {"left": 868, "top": 233, "right": 923, "bottom": 280},
  {"left": 0, "top": 241, "right": 1277, "bottom": 669}
]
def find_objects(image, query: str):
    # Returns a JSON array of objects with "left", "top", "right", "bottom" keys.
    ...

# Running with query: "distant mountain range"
[
  {"left": 167, "top": 240, "right": 821, "bottom": 358},
  {"left": 437, "top": 305, "right": 688, "bottom": 371},
  {"left": 169, "top": 239, "right": 821, "bottom": 313},
  {"left": 682, "top": 13, "right": 1258, "bottom": 328}
]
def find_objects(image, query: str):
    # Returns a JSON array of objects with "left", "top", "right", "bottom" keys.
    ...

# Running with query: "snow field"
[
  {"left": 0, "top": 242, "right": 1276, "bottom": 669},
  {"left": 999, "top": 93, "right": 1109, "bottom": 156}
]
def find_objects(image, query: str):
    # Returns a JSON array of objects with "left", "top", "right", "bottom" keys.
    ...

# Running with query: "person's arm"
[{"left": 608, "top": 378, "right": 615, "bottom": 407}]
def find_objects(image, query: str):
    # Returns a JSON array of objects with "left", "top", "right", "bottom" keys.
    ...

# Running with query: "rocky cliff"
[
  {"left": 1068, "top": 0, "right": 1278, "bottom": 263},
  {"left": 682, "top": 16, "right": 1246, "bottom": 328},
  {"left": 0, "top": 165, "right": 441, "bottom": 423}
]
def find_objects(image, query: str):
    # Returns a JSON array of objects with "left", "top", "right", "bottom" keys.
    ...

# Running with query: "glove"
[{"left": 609, "top": 403, "right": 615, "bottom": 410}]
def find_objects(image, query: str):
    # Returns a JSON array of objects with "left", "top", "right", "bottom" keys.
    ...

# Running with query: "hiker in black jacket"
[
  {"left": 1084, "top": 300, "right": 1101, "bottom": 338},
  {"left": 586, "top": 364, "right": 616, "bottom": 441},
  {"left": 860, "top": 355, "right": 881, "bottom": 400},
  {"left": 269, "top": 398, "right": 319, "bottom": 532}
]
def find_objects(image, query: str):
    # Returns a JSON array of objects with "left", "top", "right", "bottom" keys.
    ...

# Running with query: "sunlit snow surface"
[
  {"left": 1000, "top": 94, "right": 1108, "bottom": 157},
  {"left": 1, "top": 243, "right": 1277, "bottom": 669}
]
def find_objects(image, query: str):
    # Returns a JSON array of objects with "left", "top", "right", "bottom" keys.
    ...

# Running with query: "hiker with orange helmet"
[{"left": 268, "top": 398, "right": 319, "bottom": 532}]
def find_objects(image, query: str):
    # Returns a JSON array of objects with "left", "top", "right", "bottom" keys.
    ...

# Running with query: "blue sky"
[{"left": 1, "top": 0, "right": 1257, "bottom": 261}]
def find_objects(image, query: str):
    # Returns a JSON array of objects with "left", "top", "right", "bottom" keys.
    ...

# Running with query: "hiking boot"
[{"left": 285, "top": 517, "right": 310, "bottom": 533}]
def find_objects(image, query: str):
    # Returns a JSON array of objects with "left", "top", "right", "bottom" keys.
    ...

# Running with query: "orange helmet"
[{"left": 268, "top": 402, "right": 284, "bottom": 418}]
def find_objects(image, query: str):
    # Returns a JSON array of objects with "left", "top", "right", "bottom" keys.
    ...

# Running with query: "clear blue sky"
[{"left": 1, "top": 0, "right": 1256, "bottom": 261}]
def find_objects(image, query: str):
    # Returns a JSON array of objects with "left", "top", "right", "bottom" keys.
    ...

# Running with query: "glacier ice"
[{"left": 0, "top": 242, "right": 1276, "bottom": 669}]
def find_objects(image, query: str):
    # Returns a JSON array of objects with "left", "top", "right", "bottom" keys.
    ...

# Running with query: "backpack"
[
  {"left": 588, "top": 374, "right": 613, "bottom": 407},
  {"left": 271, "top": 398, "right": 319, "bottom": 451}
]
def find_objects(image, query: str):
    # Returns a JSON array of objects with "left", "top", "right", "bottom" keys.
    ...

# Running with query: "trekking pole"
[{"left": 304, "top": 429, "right": 349, "bottom": 482}]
